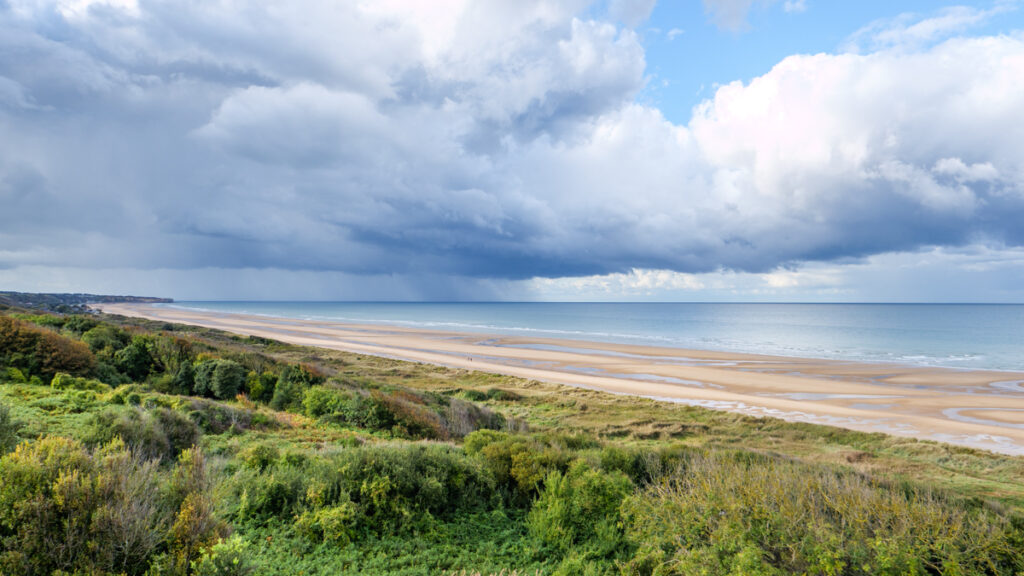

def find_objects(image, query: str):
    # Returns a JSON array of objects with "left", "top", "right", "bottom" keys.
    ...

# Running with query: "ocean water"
[{"left": 165, "top": 302, "right": 1024, "bottom": 372}]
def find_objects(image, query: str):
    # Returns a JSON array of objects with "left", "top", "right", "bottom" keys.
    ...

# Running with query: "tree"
[
  {"left": 115, "top": 337, "right": 156, "bottom": 381},
  {"left": 173, "top": 361, "right": 196, "bottom": 395},
  {"left": 210, "top": 360, "right": 245, "bottom": 400}
]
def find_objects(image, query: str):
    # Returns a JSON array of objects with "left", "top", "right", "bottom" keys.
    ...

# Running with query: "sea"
[{"left": 163, "top": 302, "right": 1024, "bottom": 372}]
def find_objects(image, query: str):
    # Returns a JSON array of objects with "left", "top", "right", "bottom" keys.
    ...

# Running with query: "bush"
[
  {"left": 63, "top": 315, "right": 99, "bottom": 334},
  {"left": 231, "top": 464, "right": 308, "bottom": 522},
  {"left": 160, "top": 447, "right": 230, "bottom": 574},
  {"left": 444, "top": 397, "right": 506, "bottom": 438},
  {"left": 51, "top": 371, "right": 112, "bottom": 393},
  {"left": 192, "top": 359, "right": 246, "bottom": 400},
  {"left": 240, "top": 443, "right": 279, "bottom": 471},
  {"left": 619, "top": 452, "right": 1024, "bottom": 576},
  {"left": 464, "top": 430, "right": 574, "bottom": 501},
  {"left": 246, "top": 371, "right": 277, "bottom": 404},
  {"left": 173, "top": 361, "right": 196, "bottom": 395},
  {"left": 331, "top": 442, "right": 497, "bottom": 534},
  {"left": 0, "top": 316, "right": 95, "bottom": 381},
  {"left": 114, "top": 336, "right": 158, "bottom": 381},
  {"left": 0, "top": 437, "right": 170, "bottom": 576},
  {"left": 0, "top": 402, "right": 22, "bottom": 454},
  {"left": 269, "top": 365, "right": 322, "bottom": 412},
  {"left": 2, "top": 367, "right": 27, "bottom": 383},
  {"left": 302, "top": 386, "right": 351, "bottom": 418},
  {"left": 339, "top": 391, "right": 394, "bottom": 430},
  {"left": 185, "top": 397, "right": 254, "bottom": 434},
  {"left": 82, "top": 324, "right": 130, "bottom": 354},
  {"left": 528, "top": 461, "right": 632, "bottom": 557},
  {"left": 211, "top": 360, "right": 246, "bottom": 400},
  {"left": 85, "top": 406, "right": 200, "bottom": 462},
  {"left": 376, "top": 390, "right": 449, "bottom": 439},
  {"left": 223, "top": 442, "right": 497, "bottom": 537},
  {"left": 295, "top": 503, "right": 358, "bottom": 545},
  {"left": 191, "top": 536, "right": 255, "bottom": 576}
]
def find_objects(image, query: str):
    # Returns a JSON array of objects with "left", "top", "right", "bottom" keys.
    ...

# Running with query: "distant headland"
[{"left": 0, "top": 291, "right": 172, "bottom": 314}]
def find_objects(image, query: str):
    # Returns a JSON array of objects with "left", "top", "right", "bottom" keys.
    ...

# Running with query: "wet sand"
[{"left": 97, "top": 303, "right": 1024, "bottom": 455}]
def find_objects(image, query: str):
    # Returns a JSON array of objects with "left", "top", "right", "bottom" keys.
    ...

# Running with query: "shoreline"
[
  {"left": 97, "top": 302, "right": 1024, "bottom": 456},
  {"left": 158, "top": 301, "right": 1024, "bottom": 373}
]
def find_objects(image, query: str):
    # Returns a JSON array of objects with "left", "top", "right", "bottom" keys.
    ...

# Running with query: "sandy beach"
[{"left": 97, "top": 303, "right": 1024, "bottom": 455}]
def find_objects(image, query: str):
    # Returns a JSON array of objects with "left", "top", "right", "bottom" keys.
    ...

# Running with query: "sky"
[{"left": 1, "top": 0, "right": 1024, "bottom": 302}]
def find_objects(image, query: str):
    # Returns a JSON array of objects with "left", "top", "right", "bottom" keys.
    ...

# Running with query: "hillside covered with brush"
[{"left": 1, "top": 300, "right": 1023, "bottom": 575}]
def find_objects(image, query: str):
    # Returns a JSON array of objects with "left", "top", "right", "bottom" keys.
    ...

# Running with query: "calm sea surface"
[{"left": 166, "top": 302, "right": 1024, "bottom": 372}]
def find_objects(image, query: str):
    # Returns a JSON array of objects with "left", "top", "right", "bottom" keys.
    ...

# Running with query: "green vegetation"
[{"left": 1, "top": 306, "right": 1023, "bottom": 575}]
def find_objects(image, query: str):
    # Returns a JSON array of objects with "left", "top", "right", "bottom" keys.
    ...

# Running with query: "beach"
[{"left": 98, "top": 303, "right": 1024, "bottom": 455}]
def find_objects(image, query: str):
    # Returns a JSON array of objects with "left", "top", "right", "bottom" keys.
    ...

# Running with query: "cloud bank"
[{"left": 1, "top": 1, "right": 1023, "bottom": 296}]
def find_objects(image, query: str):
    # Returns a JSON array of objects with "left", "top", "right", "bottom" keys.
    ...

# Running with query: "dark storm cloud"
[{"left": 1, "top": 0, "right": 1024, "bottom": 288}]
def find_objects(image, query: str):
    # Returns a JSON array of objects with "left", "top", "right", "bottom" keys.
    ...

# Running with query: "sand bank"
[{"left": 97, "top": 303, "right": 1024, "bottom": 455}]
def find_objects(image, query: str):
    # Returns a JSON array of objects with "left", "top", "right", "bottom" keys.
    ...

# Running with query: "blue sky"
[
  {"left": 642, "top": 0, "right": 1024, "bottom": 123},
  {"left": 1, "top": 0, "right": 1023, "bottom": 301}
]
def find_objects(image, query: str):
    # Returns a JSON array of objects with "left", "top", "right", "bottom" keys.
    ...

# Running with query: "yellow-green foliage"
[
  {"left": 528, "top": 461, "right": 632, "bottom": 558},
  {"left": 191, "top": 535, "right": 254, "bottom": 576},
  {"left": 620, "top": 451, "right": 1024, "bottom": 575},
  {"left": 0, "top": 436, "right": 222, "bottom": 576},
  {"left": 50, "top": 372, "right": 111, "bottom": 393},
  {"left": 0, "top": 402, "right": 21, "bottom": 454}
]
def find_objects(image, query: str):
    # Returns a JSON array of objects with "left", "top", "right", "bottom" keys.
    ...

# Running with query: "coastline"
[{"left": 97, "top": 302, "right": 1024, "bottom": 455}]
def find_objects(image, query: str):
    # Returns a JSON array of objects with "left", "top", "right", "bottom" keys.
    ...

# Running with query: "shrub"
[
  {"left": 223, "top": 442, "right": 496, "bottom": 537},
  {"left": 167, "top": 447, "right": 228, "bottom": 573},
  {"left": 0, "top": 316, "right": 95, "bottom": 381},
  {"left": 0, "top": 402, "right": 22, "bottom": 454},
  {"left": 173, "top": 361, "right": 196, "bottom": 395},
  {"left": 486, "top": 388, "right": 521, "bottom": 402},
  {"left": 464, "top": 430, "right": 574, "bottom": 501},
  {"left": 302, "top": 386, "right": 351, "bottom": 418},
  {"left": 191, "top": 536, "right": 255, "bottom": 576},
  {"left": 85, "top": 406, "right": 200, "bottom": 462},
  {"left": 269, "top": 365, "right": 322, "bottom": 412},
  {"left": 528, "top": 461, "right": 632, "bottom": 557},
  {"left": 231, "top": 465, "right": 308, "bottom": 522},
  {"left": 186, "top": 397, "right": 254, "bottom": 434},
  {"left": 2, "top": 367, "right": 27, "bottom": 383},
  {"left": 247, "top": 371, "right": 277, "bottom": 404},
  {"left": 339, "top": 391, "right": 394, "bottom": 430},
  {"left": 0, "top": 436, "right": 170, "bottom": 576},
  {"left": 619, "top": 452, "right": 1024, "bottom": 576},
  {"left": 115, "top": 338, "right": 156, "bottom": 381},
  {"left": 51, "top": 371, "right": 112, "bottom": 393},
  {"left": 94, "top": 360, "right": 131, "bottom": 386},
  {"left": 295, "top": 503, "right": 358, "bottom": 545},
  {"left": 63, "top": 315, "right": 99, "bottom": 334},
  {"left": 240, "top": 443, "right": 279, "bottom": 471},
  {"left": 82, "top": 324, "right": 130, "bottom": 354},
  {"left": 331, "top": 442, "right": 497, "bottom": 534},
  {"left": 444, "top": 397, "right": 506, "bottom": 438},
  {"left": 211, "top": 360, "right": 246, "bottom": 400},
  {"left": 460, "top": 389, "right": 489, "bottom": 402},
  {"left": 377, "top": 390, "right": 448, "bottom": 439}
]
